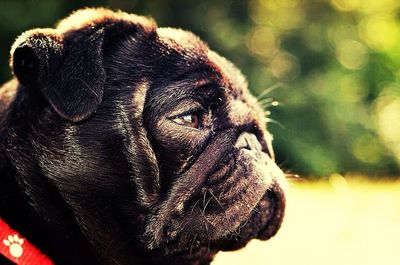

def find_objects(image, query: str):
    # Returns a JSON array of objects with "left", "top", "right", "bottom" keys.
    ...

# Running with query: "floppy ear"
[{"left": 11, "top": 28, "right": 105, "bottom": 122}]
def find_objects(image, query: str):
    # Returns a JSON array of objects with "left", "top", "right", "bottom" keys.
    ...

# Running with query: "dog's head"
[{"left": 6, "top": 8, "right": 286, "bottom": 264}]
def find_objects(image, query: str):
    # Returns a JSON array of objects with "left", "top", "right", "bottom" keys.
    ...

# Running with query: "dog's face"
[{"left": 5, "top": 8, "right": 286, "bottom": 264}]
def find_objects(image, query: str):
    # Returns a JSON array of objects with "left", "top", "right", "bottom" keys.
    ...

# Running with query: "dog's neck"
[
  {"left": 0, "top": 80, "right": 21, "bottom": 223},
  {"left": 0, "top": 81, "right": 55, "bottom": 264},
  {"left": 0, "top": 110, "right": 44, "bottom": 265},
  {"left": 0, "top": 81, "right": 100, "bottom": 265},
  {"left": 0, "top": 159, "right": 98, "bottom": 265},
  {"left": 0, "top": 150, "right": 23, "bottom": 223},
  {"left": 0, "top": 80, "right": 31, "bottom": 225}
]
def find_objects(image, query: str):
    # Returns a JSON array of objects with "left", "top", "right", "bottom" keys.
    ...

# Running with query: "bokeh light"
[
  {"left": 359, "top": 15, "right": 400, "bottom": 51},
  {"left": 246, "top": 26, "right": 280, "bottom": 58},
  {"left": 269, "top": 52, "right": 300, "bottom": 81},
  {"left": 335, "top": 40, "right": 368, "bottom": 70},
  {"left": 374, "top": 87, "right": 400, "bottom": 163}
]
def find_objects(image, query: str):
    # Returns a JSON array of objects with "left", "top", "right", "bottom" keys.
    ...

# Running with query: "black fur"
[{"left": 0, "top": 8, "right": 286, "bottom": 265}]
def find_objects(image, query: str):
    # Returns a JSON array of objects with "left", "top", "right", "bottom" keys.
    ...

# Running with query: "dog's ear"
[{"left": 11, "top": 28, "right": 105, "bottom": 122}]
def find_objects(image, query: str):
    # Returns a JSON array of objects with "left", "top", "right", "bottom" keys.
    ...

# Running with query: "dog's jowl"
[{"left": 0, "top": 8, "right": 286, "bottom": 265}]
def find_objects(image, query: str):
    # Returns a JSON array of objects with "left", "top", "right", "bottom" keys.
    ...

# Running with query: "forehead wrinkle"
[
  {"left": 155, "top": 27, "right": 248, "bottom": 105},
  {"left": 132, "top": 80, "right": 149, "bottom": 120},
  {"left": 146, "top": 81, "right": 189, "bottom": 113},
  {"left": 153, "top": 77, "right": 215, "bottom": 96}
]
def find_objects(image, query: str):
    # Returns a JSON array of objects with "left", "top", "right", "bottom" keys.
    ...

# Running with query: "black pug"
[{"left": 0, "top": 8, "right": 286, "bottom": 265}]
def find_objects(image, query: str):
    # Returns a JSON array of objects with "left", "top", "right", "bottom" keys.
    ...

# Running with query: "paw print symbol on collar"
[{"left": 3, "top": 234, "right": 24, "bottom": 258}]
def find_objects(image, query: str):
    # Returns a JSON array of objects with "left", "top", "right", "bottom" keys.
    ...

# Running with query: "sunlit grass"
[{"left": 213, "top": 177, "right": 400, "bottom": 265}]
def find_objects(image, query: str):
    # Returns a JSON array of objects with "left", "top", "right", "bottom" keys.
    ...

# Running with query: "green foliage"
[{"left": 0, "top": 0, "right": 399, "bottom": 177}]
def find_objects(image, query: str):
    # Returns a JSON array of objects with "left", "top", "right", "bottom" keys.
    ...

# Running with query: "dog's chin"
[
  {"left": 210, "top": 184, "right": 285, "bottom": 251},
  {"left": 153, "top": 148, "right": 286, "bottom": 258}
]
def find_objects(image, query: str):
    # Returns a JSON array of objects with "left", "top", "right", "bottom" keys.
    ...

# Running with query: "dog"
[{"left": 0, "top": 8, "right": 286, "bottom": 265}]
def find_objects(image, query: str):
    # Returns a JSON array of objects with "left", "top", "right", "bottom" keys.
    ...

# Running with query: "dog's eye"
[{"left": 172, "top": 113, "right": 200, "bottom": 129}]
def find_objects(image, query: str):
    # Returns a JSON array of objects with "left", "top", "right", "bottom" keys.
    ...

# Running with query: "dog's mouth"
[
  {"left": 149, "top": 181, "right": 285, "bottom": 265},
  {"left": 209, "top": 181, "right": 286, "bottom": 251},
  {"left": 208, "top": 132, "right": 286, "bottom": 243},
  {"left": 140, "top": 131, "right": 286, "bottom": 260},
  {"left": 149, "top": 186, "right": 285, "bottom": 264},
  {"left": 179, "top": 146, "right": 286, "bottom": 252}
]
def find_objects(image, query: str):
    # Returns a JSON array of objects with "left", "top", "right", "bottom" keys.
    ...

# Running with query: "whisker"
[
  {"left": 202, "top": 190, "right": 207, "bottom": 213},
  {"left": 258, "top": 97, "right": 274, "bottom": 107},
  {"left": 209, "top": 189, "right": 224, "bottom": 209},
  {"left": 285, "top": 173, "right": 301, "bottom": 179},
  {"left": 190, "top": 235, "right": 198, "bottom": 255},
  {"left": 202, "top": 197, "right": 213, "bottom": 216},
  {"left": 285, "top": 173, "right": 304, "bottom": 183},
  {"left": 265, "top": 117, "right": 284, "bottom": 128},
  {"left": 256, "top": 83, "right": 283, "bottom": 100},
  {"left": 191, "top": 197, "right": 202, "bottom": 214},
  {"left": 261, "top": 100, "right": 280, "bottom": 109}
]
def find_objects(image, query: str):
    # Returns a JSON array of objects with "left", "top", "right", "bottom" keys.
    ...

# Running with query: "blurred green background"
[{"left": 1, "top": 0, "right": 399, "bottom": 178}]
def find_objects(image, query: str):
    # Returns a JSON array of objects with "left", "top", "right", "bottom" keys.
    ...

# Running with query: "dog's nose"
[{"left": 235, "top": 132, "right": 263, "bottom": 151}]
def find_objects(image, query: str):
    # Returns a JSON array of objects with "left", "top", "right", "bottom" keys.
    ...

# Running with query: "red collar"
[{"left": 0, "top": 218, "right": 54, "bottom": 265}]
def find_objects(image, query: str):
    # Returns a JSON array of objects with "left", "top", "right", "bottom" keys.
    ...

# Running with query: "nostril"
[
  {"left": 235, "top": 132, "right": 251, "bottom": 150},
  {"left": 235, "top": 132, "right": 262, "bottom": 151},
  {"left": 238, "top": 123, "right": 269, "bottom": 154},
  {"left": 243, "top": 138, "right": 252, "bottom": 150},
  {"left": 248, "top": 133, "right": 263, "bottom": 152}
]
